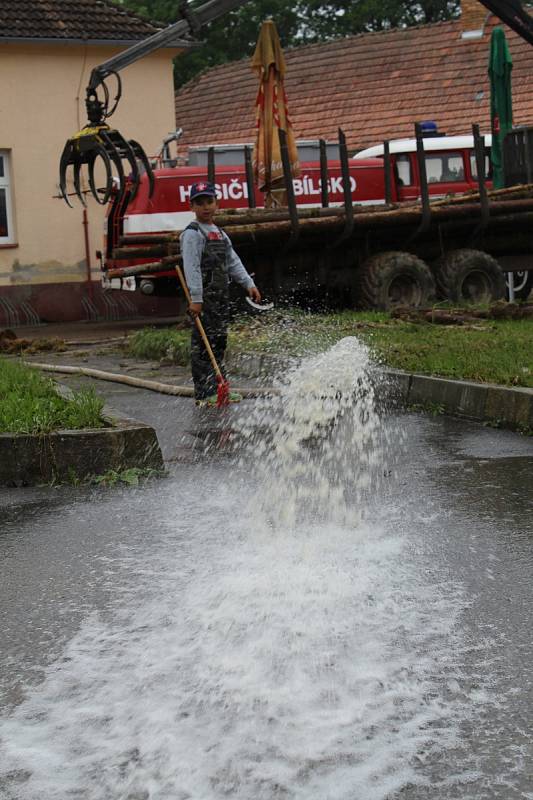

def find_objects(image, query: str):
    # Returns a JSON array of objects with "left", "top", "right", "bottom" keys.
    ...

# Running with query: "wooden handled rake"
[{"left": 175, "top": 264, "right": 230, "bottom": 407}]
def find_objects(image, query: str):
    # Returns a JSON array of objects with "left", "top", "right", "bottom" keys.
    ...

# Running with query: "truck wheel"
[
  {"left": 506, "top": 270, "right": 533, "bottom": 301},
  {"left": 434, "top": 249, "right": 505, "bottom": 304},
  {"left": 357, "top": 251, "right": 436, "bottom": 310}
]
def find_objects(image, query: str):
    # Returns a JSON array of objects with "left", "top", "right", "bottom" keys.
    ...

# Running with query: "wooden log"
[
  {"left": 107, "top": 255, "right": 181, "bottom": 279},
  {"left": 224, "top": 199, "right": 533, "bottom": 242},
  {"left": 118, "top": 233, "right": 181, "bottom": 246},
  {"left": 112, "top": 244, "right": 179, "bottom": 260},
  {"left": 431, "top": 182, "right": 533, "bottom": 207},
  {"left": 214, "top": 206, "right": 385, "bottom": 226},
  {"left": 217, "top": 207, "right": 341, "bottom": 224},
  {"left": 111, "top": 196, "right": 533, "bottom": 251},
  {"left": 393, "top": 302, "right": 533, "bottom": 323}
]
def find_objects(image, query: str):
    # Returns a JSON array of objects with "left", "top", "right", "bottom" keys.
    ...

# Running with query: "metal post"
[
  {"left": 339, "top": 128, "right": 353, "bottom": 221},
  {"left": 472, "top": 123, "right": 489, "bottom": 230},
  {"left": 508, "top": 271, "right": 516, "bottom": 302},
  {"left": 525, "top": 129, "right": 533, "bottom": 184},
  {"left": 415, "top": 122, "right": 430, "bottom": 225},
  {"left": 82, "top": 208, "right": 94, "bottom": 300},
  {"left": 207, "top": 146, "right": 215, "bottom": 185},
  {"left": 383, "top": 140, "right": 392, "bottom": 206},
  {"left": 329, "top": 128, "right": 354, "bottom": 248},
  {"left": 278, "top": 128, "right": 299, "bottom": 245},
  {"left": 244, "top": 146, "right": 256, "bottom": 209},
  {"left": 319, "top": 138, "right": 329, "bottom": 208}
]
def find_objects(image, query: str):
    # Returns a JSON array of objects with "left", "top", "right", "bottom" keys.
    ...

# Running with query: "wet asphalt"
[{"left": 0, "top": 348, "right": 532, "bottom": 798}]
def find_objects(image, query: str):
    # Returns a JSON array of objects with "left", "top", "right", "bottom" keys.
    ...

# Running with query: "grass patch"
[
  {"left": 128, "top": 327, "right": 190, "bottom": 364},
  {"left": 122, "top": 309, "right": 533, "bottom": 388},
  {"left": 90, "top": 467, "right": 164, "bottom": 487},
  {"left": 228, "top": 308, "right": 533, "bottom": 388},
  {"left": 360, "top": 318, "right": 533, "bottom": 387},
  {"left": 0, "top": 357, "right": 106, "bottom": 434}
]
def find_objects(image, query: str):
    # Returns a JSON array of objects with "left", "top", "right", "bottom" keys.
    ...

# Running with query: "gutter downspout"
[{"left": 82, "top": 209, "right": 94, "bottom": 300}]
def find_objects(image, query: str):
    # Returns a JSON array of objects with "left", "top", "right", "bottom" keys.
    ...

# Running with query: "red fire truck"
[{"left": 101, "top": 126, "right": 533, "bottom": 308}]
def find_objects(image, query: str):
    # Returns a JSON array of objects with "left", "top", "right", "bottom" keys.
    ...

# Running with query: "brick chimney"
[{"left": 461, "top": 0, "right": 489, "bottom": 39}]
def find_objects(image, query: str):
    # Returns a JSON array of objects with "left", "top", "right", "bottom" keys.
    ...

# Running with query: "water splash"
[
  {"left": 238, "top": 337, "right": 383, "bottom": 529},
  {"left": 0, "top": 337, "right": 472, "bottom": 800}
]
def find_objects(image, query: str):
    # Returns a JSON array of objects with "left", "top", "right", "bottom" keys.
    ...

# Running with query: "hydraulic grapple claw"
[
  {"left": 73, "top": 161, "right": 86, "bottom": 206},
  {"left": 58, "top": 123, "right": 155, "bottom": 206},
  {"left": 129, "top": 139, "right": 155, "bottom": 198},
  {"left": 59, "top": 144, "right": 74, "bottom": 208},
  {"left": 88, "top": 147, "right": 113, "bottom": 205}
]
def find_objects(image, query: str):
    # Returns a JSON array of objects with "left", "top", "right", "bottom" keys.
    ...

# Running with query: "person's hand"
[
  {"left": 248, "top": 286, "right": 262, "bottom": 303},
  {"left": 188, "top": 302, "right": 202, "bottom": 317}
]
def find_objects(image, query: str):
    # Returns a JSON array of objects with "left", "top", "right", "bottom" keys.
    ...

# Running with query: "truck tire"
[
  {"left": 434, "top": 249, "right": 505, "bottom": 304},
  {"left": 357, "top": 251, "right": 436, "bottom": 310},
  {"left": 506, "top": 270, "right": 533, "bottom": 302}
]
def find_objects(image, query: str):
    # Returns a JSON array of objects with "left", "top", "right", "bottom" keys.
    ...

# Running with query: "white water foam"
[{"left": 0, "top": 337, "right": 471, "bottom": 799}]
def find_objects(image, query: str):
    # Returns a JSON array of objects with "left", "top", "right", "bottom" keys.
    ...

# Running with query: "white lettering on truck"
[{"left": 177, "top": 176, "right": 356, "bottom": 206}]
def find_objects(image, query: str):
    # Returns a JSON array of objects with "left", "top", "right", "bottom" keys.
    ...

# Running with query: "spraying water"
[{"left": 0, "top": 337, "right": 470, "bottom": 799}]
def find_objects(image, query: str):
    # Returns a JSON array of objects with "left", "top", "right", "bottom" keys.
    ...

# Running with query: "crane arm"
[
  {"left": 478, "top": 0, "right": 533, "bottom": 46},
  {"left": 60, "top": 0, "right": 249, "bottom": 206},
  {"left": 88, "top": 0, "right": 247, "bottom": 92}
]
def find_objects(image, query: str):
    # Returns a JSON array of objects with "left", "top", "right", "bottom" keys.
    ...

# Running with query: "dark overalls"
[{"left": 186, "top": 222, "right": 230, "bottom": 400}]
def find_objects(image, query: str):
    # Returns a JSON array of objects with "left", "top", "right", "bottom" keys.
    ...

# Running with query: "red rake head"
[{"left": 216, "top": 374, "right": 230, "bottom": 407}]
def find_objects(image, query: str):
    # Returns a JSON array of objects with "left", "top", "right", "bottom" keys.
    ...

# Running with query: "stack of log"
[
  {"left": 391, "top": 300, "right": 533, "bottom": 325},
  {"left": 107, "top": 183, "right": 533, "bottom": 280}
]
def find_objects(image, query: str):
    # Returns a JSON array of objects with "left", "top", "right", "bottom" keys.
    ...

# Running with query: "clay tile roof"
[
  {"left": 0, "top": 0, "right": 159, "bottom": 42},
  {"left": 175, "top": 16, "right": 533, "bottom": 153}
]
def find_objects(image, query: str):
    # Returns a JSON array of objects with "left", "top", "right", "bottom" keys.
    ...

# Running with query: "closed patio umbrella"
[
  {"left": 489, "top": 26, "right": 513, "bottom": 189},
  {"left": 251, "top": 19, "right": 300, "bottom": 207}
]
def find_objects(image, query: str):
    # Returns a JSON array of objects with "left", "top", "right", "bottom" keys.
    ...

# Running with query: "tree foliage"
[{"left": 117, "top": 0, "right": 459, "bottom": 88}]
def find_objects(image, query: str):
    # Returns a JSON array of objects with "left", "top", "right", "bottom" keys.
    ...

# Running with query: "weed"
[
  {"left": 0, "top": 357, "right": 105, "bottom": 434},
  {"left": 408, "top": 402, "right": 445, "bottom": 417},
  {"left": 90, "top": 467, "right": 164, "bottom": 487},
  {"left": 128, "top": 328, "right": 190, "bottom": 364}
]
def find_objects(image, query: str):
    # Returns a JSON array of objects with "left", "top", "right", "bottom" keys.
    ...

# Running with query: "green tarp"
[{"left": 489, "top": 27, "right": 513, "bottom": 189}]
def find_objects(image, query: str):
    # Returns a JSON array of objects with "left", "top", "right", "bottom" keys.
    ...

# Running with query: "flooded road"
[{"left": 1, "top": 339, "right": 532, "bottom": 799}]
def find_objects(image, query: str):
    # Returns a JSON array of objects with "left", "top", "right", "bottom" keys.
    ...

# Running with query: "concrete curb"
[
  {"left": 228, "top": 351, "right": 533, "bottom": 432},
  {"left": 0, "top": 401, "right": 164, "bottom": 487},
  {"left": 385, "top": 369, "right": 533, "bottom": 431},
  {"left": 227, "top": 349, "right": 297, "bottom": 379}
]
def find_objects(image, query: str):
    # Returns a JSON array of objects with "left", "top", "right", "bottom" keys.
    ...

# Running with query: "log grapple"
[
  {"left": 58, "top": 0, "right": 249, "bottom": 207},
  {"left": 59, "top": 75, "right": 154, "bottom": 206}
]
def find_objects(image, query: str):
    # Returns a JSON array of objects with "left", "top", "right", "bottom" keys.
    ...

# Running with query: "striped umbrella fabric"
[{"left": 251, "top": 20, "right": 300, "bottom": 207}]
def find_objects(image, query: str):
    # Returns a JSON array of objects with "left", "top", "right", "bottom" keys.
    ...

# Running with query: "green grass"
[
  {"left": 90, "top": 467, "right": 164, "bottom": 487},
  {"left": 128, "top": 327, "right": 190, "bottom": 364},
  {"left": 0, "top": 357, "right": 106, "bottom": 434},
  {"left": 360, "top": 318, "right": 533, "bottom": 387},
  {"left": 228, "top": 309, "right": 533, "bottom": 388},
  {"left": 125, "top": 309, "right": 533, "bottom": 388}
]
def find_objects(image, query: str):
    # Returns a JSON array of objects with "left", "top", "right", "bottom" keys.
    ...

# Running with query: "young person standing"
[{"left": 180, "top": 182, "right": 262, "bottom": 406}]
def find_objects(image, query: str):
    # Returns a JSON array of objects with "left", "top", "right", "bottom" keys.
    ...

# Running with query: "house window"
[{"left": 0, "top": 151, "right": 16, "bottom": 244}]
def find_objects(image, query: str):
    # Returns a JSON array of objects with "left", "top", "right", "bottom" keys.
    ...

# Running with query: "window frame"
[
  {"left": 0, "top": 150, "right": 16, "bottom": 246},
  {"left": 469, "top": 147, "right": 492, "bottom": 181},
  {"left": 394, "top": 153, "right": 413, "bottom": 186},
  {"left": 423, "top": 151, "right": 466, "bottom": 184}
]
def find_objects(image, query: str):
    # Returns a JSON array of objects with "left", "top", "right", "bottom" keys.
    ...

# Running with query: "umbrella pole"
[{"left": 175, "top": 264, "right": 230, "bottom": 406}]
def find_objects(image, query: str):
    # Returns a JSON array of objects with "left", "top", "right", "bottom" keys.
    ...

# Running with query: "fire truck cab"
[{"left": 353, "top": 131, "right": 493, "bottom": 201}]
